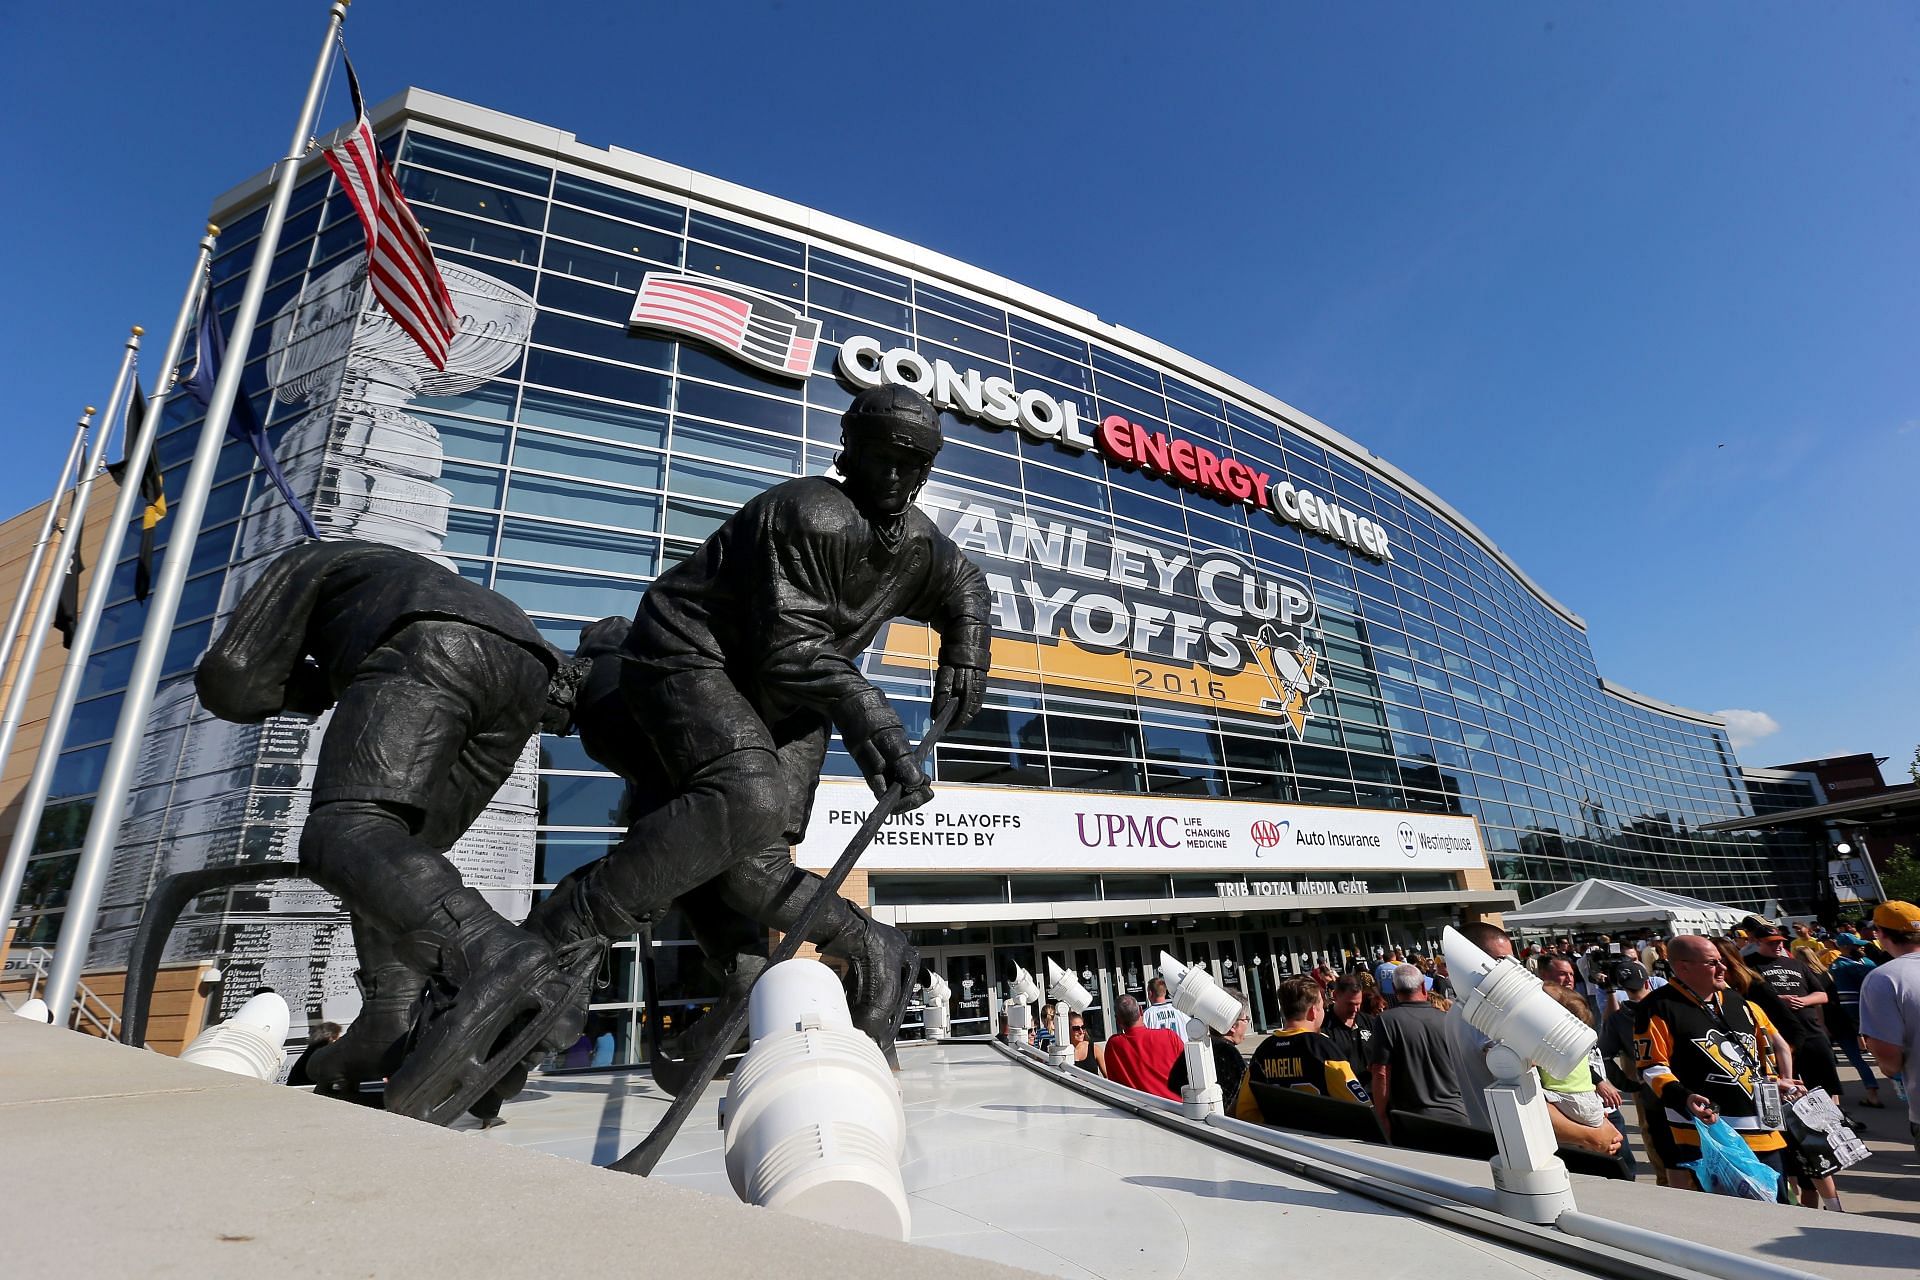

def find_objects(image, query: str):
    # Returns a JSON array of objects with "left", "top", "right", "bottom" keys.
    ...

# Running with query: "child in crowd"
[{"left": 1537, "top": 985, "right": 1606, "bottom": 1127}]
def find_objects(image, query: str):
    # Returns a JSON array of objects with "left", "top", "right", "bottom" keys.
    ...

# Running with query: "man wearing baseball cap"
[
  {"left": 1858, "top": 901, "right": 1920, "bottom": 1148},
  {"left": 1828, "top": 932, "right": 1883, "bottom": 1108}
]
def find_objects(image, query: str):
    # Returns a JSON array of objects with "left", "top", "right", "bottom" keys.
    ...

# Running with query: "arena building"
[{"left": 3, "top": 90, "right": 1805, "bottom": 1060}]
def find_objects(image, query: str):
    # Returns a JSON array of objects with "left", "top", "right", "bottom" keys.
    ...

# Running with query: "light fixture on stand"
[
  {"left": 1157, "top": 951, "right": 1244, "bottom": 1119},
  {"left": 1442, "top": 926, "right": 1596, "bottom": 1224},
  {"left": 1044, "top": 959, "right": 1093, "bottom": 1070}
]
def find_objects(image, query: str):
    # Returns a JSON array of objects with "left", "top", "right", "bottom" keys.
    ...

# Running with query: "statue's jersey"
[{"left": 626, "top": 475, "right": 987, "bottom": 724}]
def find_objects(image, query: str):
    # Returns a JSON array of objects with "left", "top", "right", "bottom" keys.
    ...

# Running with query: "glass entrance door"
[
  {"left": 1183, "top": 934, "right": 1247, "bottom": 999},
  {"left": 940, "top": 948, "right": 992, "bottom": 1037},
  {"left": 1114, "top": 935, "right": 1177, "bottom": 1005}
]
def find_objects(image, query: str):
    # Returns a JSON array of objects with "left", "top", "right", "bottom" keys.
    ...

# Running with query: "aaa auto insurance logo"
[
  {"left": 1251, "top": 819, "right": 1290, "bottom": 856},
  {"left": 628, "top": 271, "right": 821, "bottom": 380},
  {"left": 878, "top": 484, "right": 1331, "bottom": 736}
]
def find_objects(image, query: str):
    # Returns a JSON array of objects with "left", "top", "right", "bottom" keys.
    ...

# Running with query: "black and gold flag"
[{"left": 106, "top": 384, "right": 167, "bottom": 603}]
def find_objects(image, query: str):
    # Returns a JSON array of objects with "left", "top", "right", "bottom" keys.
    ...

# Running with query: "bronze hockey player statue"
[
  {"left": 195, "top": 541, "right": 597, "bottom": 1123},
  {"left": 523, "top": 383, "right": 989, "bottom": 1086}
]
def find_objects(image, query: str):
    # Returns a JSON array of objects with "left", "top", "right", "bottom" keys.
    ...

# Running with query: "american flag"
[
  {"left": 628, "top": 272, "right": 820, "bottom": 379},
  {"left": 323, "top": 53, "right": 460, "bottom": 370}
]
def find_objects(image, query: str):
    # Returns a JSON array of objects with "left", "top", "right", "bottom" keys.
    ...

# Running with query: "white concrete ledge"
[{"left": 0, "top": 1016, "right": 1036, "bottom": 1279}]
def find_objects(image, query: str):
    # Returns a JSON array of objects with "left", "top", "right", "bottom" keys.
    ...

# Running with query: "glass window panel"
[
  {"left": 675, "top": 344, "right": 805, "bottom": 396},
  {"left": 547, "top": 204, "right": 681, "bottom": 264},
  {"left": 681, "top": 244, "right": 802, "bottom": 300},
  {"left": 525, "top": 350, "right": 670, "bottom": 408},
  {"left": 417, "top": 380, "right": 517, "bottom": 421},
  {"left": 542, "top": 238, "right": 672, "bottom": 288},
  {"left": 809, "top": 245, "right": 909, "bottom": 299},
  {"left": 506, "top": 474, "right": 657, "bottom": 528},
  {"left": 443, "top": 508, "right": 497, "bottom": 557},
  {"left": 809, "top": 280, "right": 912, "bottom": 331},
  {"left": 667, "top": 456, "right": 780, "bottom": 505},
  {"left": 1050, "top": 755, "right": 1143, "bottom": 793},
  {"left": 420, "top": 411, "right": 510, "bottom": 463},
  {"left": 539, "top": 773, "right": 630, "bottom": 827},
  {"left": 674, "top": 382, "right": 803, "bottom": 436},
  {"left": 552, "top": 173, "right": 681, "bottom": 229},
  {"left": 439, "top": 251, "right": 536, "bottom": 297},
  {"left": 532, "top": 311, "right": 663, "bottom": 366},
  {"left": 913, "top": 281, "right": 1005, "bottom": 332},
  {"left": 421, "top": 209, "right": 540, "bottom": 264},
  {"left": 689, "top": 212, "right": 804, "bottom": 267},
  {"left": 403, "top": 132, "right": 551, "bottom": 194},
  {"left": 519, "top": 389, "right": 667, "bottom": 448},
  {"left": 500, "top": 517, "right": 657, "bottom": 574},
  {"left": 515, "top": 429, "right": 662, "bottom": 489},
  {"left": 672, "top": 418, "right": 799, "bottom": 473},
  {"left": 400, "top": 166, "right": 545, "bottom": 229},
  {"left": 1046, "top": 716, "right": 1139, "bottom": 757},
  {"left": 498, "top": 566, "right": 646, "bottom": 621},
  {"left": 665, "top": 497, "right": 730, "bottom": 542},
  {"left": 440, "top": 462, "right": 503, "bottom": 508},
  {"left": 537, "top": 273, "right": 634, "bottom": 323}
]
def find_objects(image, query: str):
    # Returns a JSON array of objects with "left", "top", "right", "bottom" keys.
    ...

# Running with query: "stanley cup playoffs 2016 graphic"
[{"left": 876, "top": 482, "right": 1331, "bottom": 736}]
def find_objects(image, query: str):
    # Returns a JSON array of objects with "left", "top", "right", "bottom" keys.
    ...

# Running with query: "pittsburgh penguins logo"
[{"left": 1692, "top": 1029, "right": 1761, "bottom": 1096}]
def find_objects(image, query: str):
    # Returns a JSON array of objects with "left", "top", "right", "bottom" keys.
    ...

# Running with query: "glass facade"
[{"left": 14, "top": 98, "right": 1798, "bottom": 1057}]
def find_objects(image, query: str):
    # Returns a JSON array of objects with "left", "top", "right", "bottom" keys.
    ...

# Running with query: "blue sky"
[{"left": 3, "top": 2, "right": 1914, "bottom": 776}]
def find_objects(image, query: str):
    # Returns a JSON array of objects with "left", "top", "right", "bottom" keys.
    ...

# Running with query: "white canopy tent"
[{"left": 1502, "top": 878, "right": 1748, "bottom": 937}]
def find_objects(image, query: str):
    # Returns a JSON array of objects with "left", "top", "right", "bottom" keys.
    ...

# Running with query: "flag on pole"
[
  {"left": 106, "top": 385, "right": 168, "bottom": 603},
  {"left": 178, "top": 297, "right": 321, "bottom": 539},
  {"left": 323, "top": 51, "right": 460, "bottom": 369},
  {"left": 54, "top": 517, "right": 83, "bottom": 648}
]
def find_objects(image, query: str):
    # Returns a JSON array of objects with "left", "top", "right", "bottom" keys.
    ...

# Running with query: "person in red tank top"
[{"left": 1103, "top": 993, "right": 1186, "bottom": 1100}]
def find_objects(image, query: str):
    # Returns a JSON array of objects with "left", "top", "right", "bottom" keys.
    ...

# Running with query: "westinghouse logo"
[{"left": 1397, "top": 822, "right": 1417, "bottom": 858}]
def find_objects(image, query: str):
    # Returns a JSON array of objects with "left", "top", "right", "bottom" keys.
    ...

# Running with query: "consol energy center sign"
[
  {"left": 879, "top": 484, "right": 1333, "bottom": 735},
  {"left": 797, "top": 779, "right": 1487, "bottom": 874},
  {"left": 837, "top": 335, "right": 1395, "bottom": 563}
]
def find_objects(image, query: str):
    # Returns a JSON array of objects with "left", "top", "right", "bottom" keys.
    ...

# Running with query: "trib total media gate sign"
[{"left": 796, "top": 778, "right": 1487, "bottom": 875}]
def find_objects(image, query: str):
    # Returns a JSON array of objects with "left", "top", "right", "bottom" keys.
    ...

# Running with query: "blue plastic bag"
[{"left": 1685, "top": 1116, "right": 1782, "bottom": 1201}]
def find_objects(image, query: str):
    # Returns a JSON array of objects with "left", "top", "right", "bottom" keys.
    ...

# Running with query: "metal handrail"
[{"left": 4, "top": 945, "right": 119, "bottom": 1038}]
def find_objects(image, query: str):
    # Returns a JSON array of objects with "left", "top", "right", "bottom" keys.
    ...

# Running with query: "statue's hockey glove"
[
  {"left": 933, "top": 618, "right": 990, "bottom": 731},
  {"left": 840, "top": 691, "right": 934, "bottom": 813}
]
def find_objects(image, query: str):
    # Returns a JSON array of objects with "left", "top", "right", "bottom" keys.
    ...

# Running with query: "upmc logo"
[
  {"left": 1397, "top": 822, "right": 1417, "bottom": 858},
  {"left": 1075, "top": 813, "right": 1181, "bottom": 849}
]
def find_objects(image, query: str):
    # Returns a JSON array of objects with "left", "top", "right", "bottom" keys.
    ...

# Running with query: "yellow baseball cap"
[{"left": 1872, "top": 901, "right": 1920, "bottom": 933}]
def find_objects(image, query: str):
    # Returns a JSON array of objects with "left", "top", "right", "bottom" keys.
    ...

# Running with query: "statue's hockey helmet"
[{"left": 841, "top": 385, "right": 943, "bottom": 459}]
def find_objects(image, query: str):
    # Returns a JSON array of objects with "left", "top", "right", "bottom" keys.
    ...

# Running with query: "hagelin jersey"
[
  {"left": 1633, "top": 982, "right": 1785, "bottom": 1152},
  {"left": 1235, "top": 1028, "right": 1372, "bottom": 1121}
]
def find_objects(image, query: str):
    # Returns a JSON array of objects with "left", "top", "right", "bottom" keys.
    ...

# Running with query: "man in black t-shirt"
[
  {"left": 1323, "top": 974, "right": 1385, "bottom": 1074},
  {"left": 1373, "top": 964, "right": 1469, "bottom": 1136},
  {"left": 1747, "top": 921, "right": 1841, "bottom": 1098}
]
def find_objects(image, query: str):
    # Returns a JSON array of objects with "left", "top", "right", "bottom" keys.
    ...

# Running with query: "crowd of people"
[{"left": 1044, "top": 900, "right": 1920, "bottom": 1209}]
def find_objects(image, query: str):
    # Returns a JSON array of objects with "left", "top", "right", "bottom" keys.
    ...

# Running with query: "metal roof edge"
[{"left": 1597, "top": 678, "right": 1725, "bottom": 728}]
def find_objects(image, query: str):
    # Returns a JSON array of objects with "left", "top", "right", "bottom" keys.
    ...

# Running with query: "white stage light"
[
  {"left": 178, "top": 991, "right": 290, "bottom": 1082},
  {"left": 1044, "top": 960, "right": 1093, "bottom": 1069},
  {"left": 1442, "top": 926, "right": 1598, "bottom": 1223},
  {"left": 1004, "top": 963, "right": 1041, "bottom": 1045},
  {"left": 720, "top": 959, "right": 910, "bottom": 1240},
  {"left": 920, "top": 969, "right": 951, "bottom": 1039},
  {"left": 1158, "top": 952, "right": 1244, "bottom": 1118},
  {"left": 14, "top": 997, "right": 52, "bottom": 1023}
]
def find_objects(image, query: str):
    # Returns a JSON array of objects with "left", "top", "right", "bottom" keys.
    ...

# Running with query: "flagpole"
[
  {"left": 0, "top": 235, "right": 216, "bottom": 971},
  {"left": 0, "top": 405, "right": 99, "bottom": 813},
  {"left": 42, "top": 0, "right": 351, "bottom": 1026},
  {"left": 0, "top": 423, "right": 91, "bottom": 702},
  {"left": 0, "top": 327, "right": 141, "bottom": 793}
]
